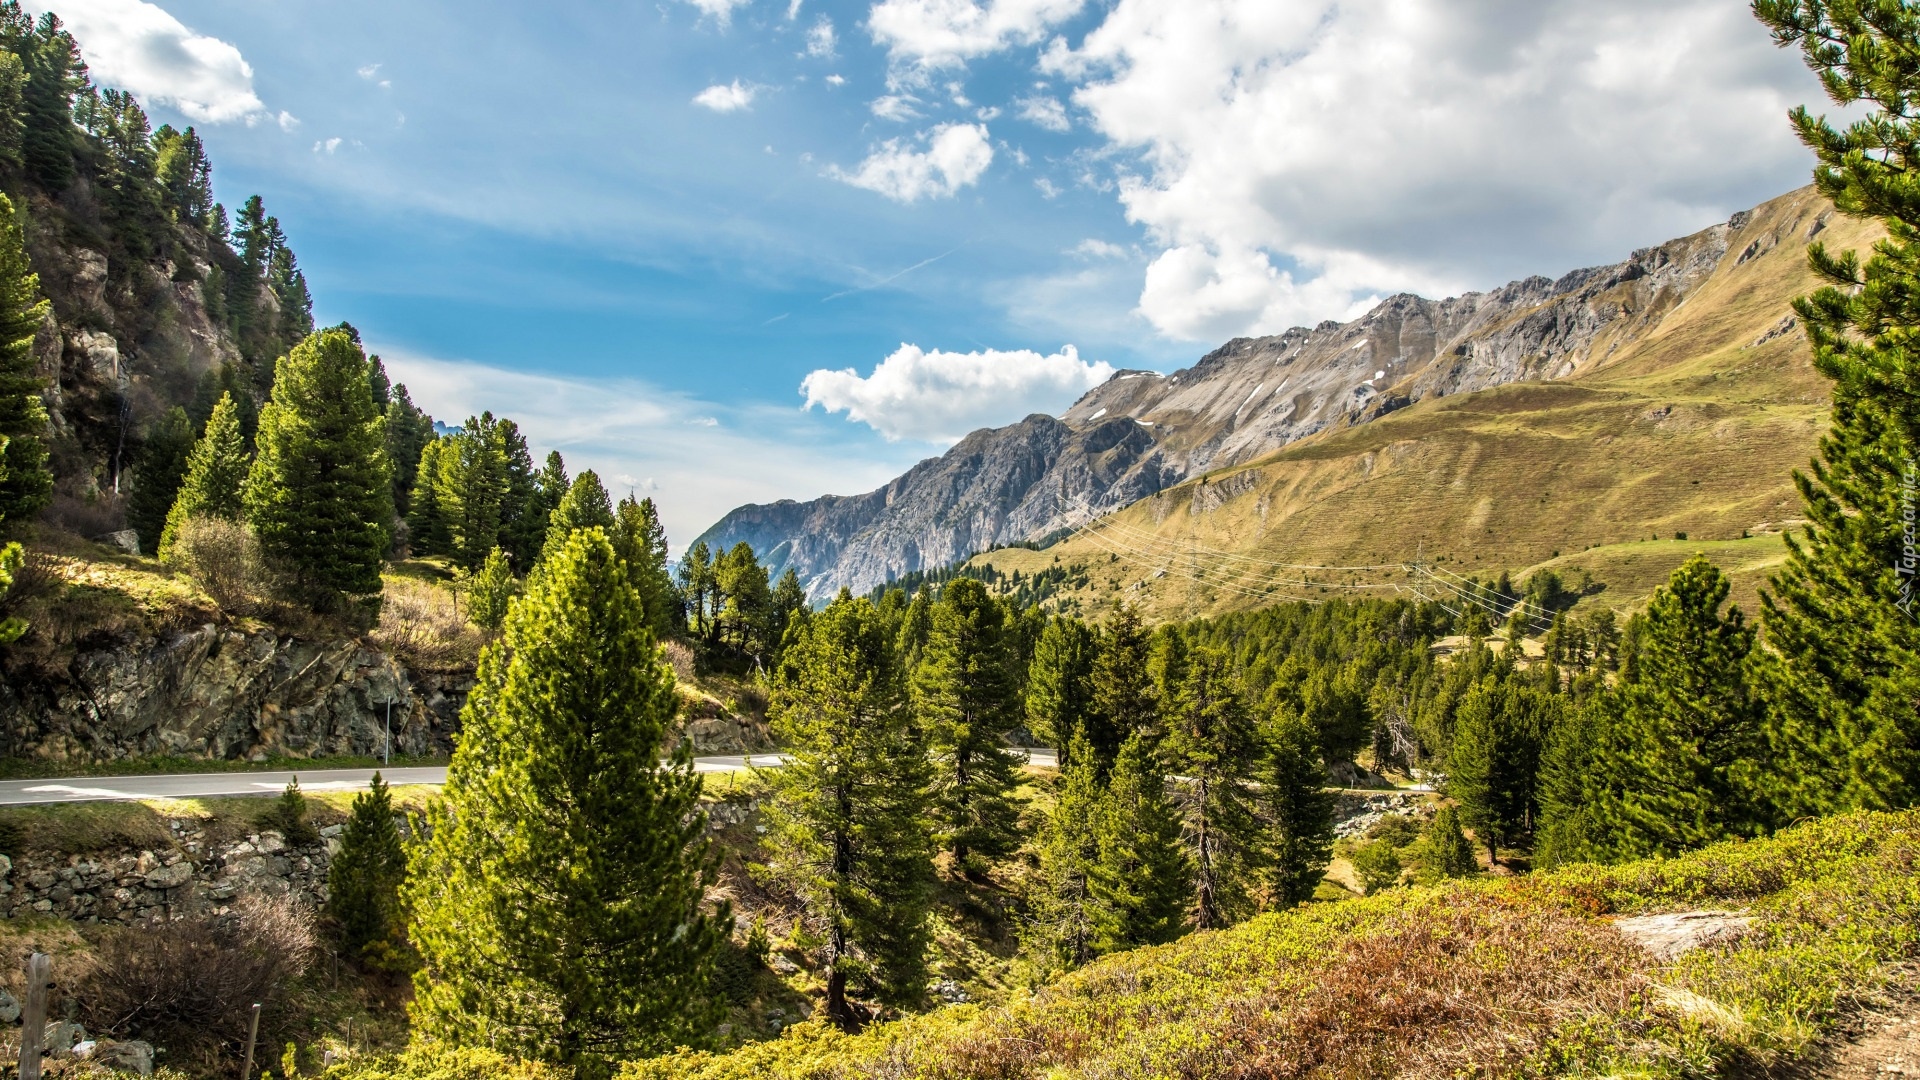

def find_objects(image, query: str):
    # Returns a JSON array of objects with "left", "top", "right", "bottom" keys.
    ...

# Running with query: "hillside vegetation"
[
  {"left": 311, "top": 810, "right": 1920, "bottom": 1080},
  {"left": 962, "top": 186, "right": 1865, "bottom": 622}
]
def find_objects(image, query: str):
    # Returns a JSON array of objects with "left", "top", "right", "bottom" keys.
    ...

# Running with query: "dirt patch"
[{"left": 1786, "top": 971, "right": 1920, "bottom": 1079}]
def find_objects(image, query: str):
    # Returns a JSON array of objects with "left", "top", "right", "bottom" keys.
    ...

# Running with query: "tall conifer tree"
[
  {"left": 913, "top": 578, "right": 1025, "bottom": 872},
  {"left": 0, "top": 192, "right": 49, "bottom": 534},
  {"left": 407, "top": 529, "right": 724, "bottom": 1073},
  {"left": 128, "top": 407, "right": 193, "bottom": 555},
  {"left": 1255, "top": 705, "right": 1334, "bottom": 910},
  {"left": 611, "top": 494, "right": 678, "bottom": 639},
  {"left": 1447, "top": 676, "right": 1554, "bottom": 865},
  {"left": 159, "top": 391, "right": 249, "bottom": 558},
  {"left": 1087, "top": 605, "right": 1157, "bottom": 775},
  {"left": 1087, "top": 732, "right": 1186, "bottom": 953},
  {"left": 1023, "top": 731, "right": 1102, "bottom": 973},
  {"left": 327, "top": 773, "right": 408, "bottom": 967},
  {"left": 1164, "top": 647, "right": 1259, "bottom": 929},
  {"left": 1750, "top": 1, "right": 1920, "bottom": 816},
  {"left": 761, "top": 595, "right": 933, "bottom": 1027},
  {"left": 1594, "top": 556, "right": 1766, "bottom": 858},
  {"left": 244, "top": 330, "right": 392, "bottom": 612},
  {"left": 1026, "top": 616, "right": 1095, "bottom": 758},
  {"left": 540, "top": 470, "right": 614, "bottom": 568}
]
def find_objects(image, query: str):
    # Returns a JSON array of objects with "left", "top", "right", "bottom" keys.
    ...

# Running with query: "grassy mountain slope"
[{"left": 961, "top": 187, "right": 1865, "bottom": 621}]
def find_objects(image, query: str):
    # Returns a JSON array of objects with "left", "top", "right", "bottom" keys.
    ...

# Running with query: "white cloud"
[
  {"left": 356, "top": 63, "right": 381, "bottom": 79},
  {"left": 1034, "top": 176, "right": 1061, "bottom": 198},
  {"left": 1070, "top": 238, "right": 1128, "bottom": 260},
  {"left": 693, "top": 80, "right": 757, "bottom": 112},
  {"left": 382, "top": 351, "right": 918, "bottom": 550},
  {"left": 826, "top": 73, "right": 847, "bottom": 86},
  {"left": 313, "top": 137, "right": 342, "bottom": 154},
  {"left": 869, "top": 0, "right": 1089, "bottom": 76},
  {"left": 828, "top": 122, "right": 994, "bottom": 203},
  {"left": 1050, "top": 0, "right": 1829, "bottom": 340},
  {"left": 806, "top": 17, "right": 837, "bottom": 58},
  {"left": 870, "top": 93, "right": 923, "bottom": 121},
  {"left": 803, "top": 343, "right": 1113, "bottom": 442},
  {"left": 1016, "top": 94, "right": 1069, "bottom": 131},
  {"left": 681, "top": 0, "right": 753, "bottom": 25},
  {"left": 53, "top": 0, "right": 268, "bottom": 123},
  {"left": 787, "top": 0, "right": 803, "bottom": 17}
]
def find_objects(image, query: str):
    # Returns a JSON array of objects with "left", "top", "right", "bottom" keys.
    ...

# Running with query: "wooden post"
[
  {"left": 239, "top": 1003, "right": 261, "bottom": 1080},
  {"left": 18, "top": 952, "right": 50, "bottom": 1080}
]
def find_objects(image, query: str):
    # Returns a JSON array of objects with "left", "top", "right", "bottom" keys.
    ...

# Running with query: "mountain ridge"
[{"left": 696, "top": 186, "right": 1830, "bottom": 600}]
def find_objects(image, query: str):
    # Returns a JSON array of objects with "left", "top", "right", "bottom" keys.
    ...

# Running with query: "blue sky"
[{"left": 56, "top": 0, "right": 1831, "bottom": 546}]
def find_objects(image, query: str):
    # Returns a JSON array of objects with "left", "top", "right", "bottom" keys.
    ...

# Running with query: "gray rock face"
[
  {"left": 700, "top": 189, "right": 1796, "bottom": 599},
  {"left": 0, "top": 624, "right": 471, "bottom": 763},
  {"left": 699, "top": 412, "right": 1177, "bottom": 599}
]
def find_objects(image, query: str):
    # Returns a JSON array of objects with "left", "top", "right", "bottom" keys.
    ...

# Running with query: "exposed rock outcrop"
[
  {"left": 700, "top": 187, "right": 1820, "bottom": 599},
  {"left": 0, "top": 626, "right": 470, "bottom": 762}
]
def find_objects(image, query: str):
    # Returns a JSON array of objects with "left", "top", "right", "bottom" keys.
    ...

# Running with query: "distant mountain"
[{"left": 696, "top": 186, "right": 1831, "bottom": 600}]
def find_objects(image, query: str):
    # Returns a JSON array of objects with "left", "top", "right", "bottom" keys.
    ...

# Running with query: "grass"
[
  {"left": 608, "top": 810, "right": 1919, "bottom": 1080},
  {"left": 0, "top": 786, "right": 448, "bottom": 856}
]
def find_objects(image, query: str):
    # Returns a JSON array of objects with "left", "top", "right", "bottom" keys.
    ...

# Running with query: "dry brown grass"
[{"left": 370, "top": 575, "right": 485, "bottom": 669}]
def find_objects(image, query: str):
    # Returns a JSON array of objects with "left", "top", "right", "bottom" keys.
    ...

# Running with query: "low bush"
[
  {"left": 163, "top": 516, "right": 270, "bottom": 612},
  {"left": 320, "top": 1046, "right": 570, "bottom": 1080},
  {"left": 370, "top": 577, "right": 483, "bottom": 669},
  {"left": 73, "top": 895, "right": 316, "bottom": 1073}
]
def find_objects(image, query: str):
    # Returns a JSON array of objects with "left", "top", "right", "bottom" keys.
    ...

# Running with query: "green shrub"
[
  {"left": 258, "top": 779, "right": 319, "bottom": 846},
  {"left": 1349, "top": 839, "right": 1403, "bottom": 895}
]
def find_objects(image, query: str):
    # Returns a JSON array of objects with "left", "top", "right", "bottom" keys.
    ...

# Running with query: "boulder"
[{"left": 88, "top": 1040, "right": 155, "bottom": 1077}]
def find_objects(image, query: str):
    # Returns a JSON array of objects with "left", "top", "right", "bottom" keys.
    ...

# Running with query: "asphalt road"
[{"left": 0, "top": 748, "right": 1061, "bottom": 806}]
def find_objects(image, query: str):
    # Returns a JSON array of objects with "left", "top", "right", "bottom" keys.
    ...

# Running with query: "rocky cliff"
[
  {"left": 699, "top": 188, "right": 1812, "bottom": 599},
  {"left": 0, "top": 623, "right": 470, "bottom": 762}
]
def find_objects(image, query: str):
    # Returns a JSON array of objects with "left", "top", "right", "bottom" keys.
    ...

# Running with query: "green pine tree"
[
  {"left": 761, "top": 594, "right": 933, "bottom": 1028},
  {"left": 769, "top": 568, "right": 807, "bottom": 656},
  {"left": 1086, "top": 604, "right": 1157, "bottom": 775},
  {"left": 1594, "top": 555, "right": 1766, "bottom": 859},
  {"left": 1349, "top": 840, "right": 1402, "bottom": 895},
  {"left": 406, "top": 438, "right": 452, "bottom": 558},
  {"left": 611, "top": 495, "right": 678, "bottom": 640},
  {"left": 159, "top": 392, "right": 249, "bottom": 559},
  {"left": 912, "top": 578, "right": 1024, "bottom": 873},
  {"left": 1164, "top": 646, "right": 1260, "bottom": 929},
  {"left": 1446, "top": 675, "right": 1553, "bottom": 866},
  {"left": 1255, "top": 704, "right": 1334, "bottom": 910},
  {"left": 539, "top": 470, "right": 614, "bottom": 569},
  {"left": 244, "top": 330, "right": 393, "bottom": 612},
  {"left": 1534, "top": 694, "right": 1607, "bottom": 868},
  {"left": 1025, "top": 616, "right": 1096, "bottom": 757},
  {"left": 1419, "top": 805, "right": 1478, "bottom": 881},
  {"left": 677, "top": 541, "right": 713, "bottom": 639},
  {"left": 1750, "top": 1, "right": 1920, "bottom": 816},
  {"left": 0, "top": 192, "right": 49, "bottom": 535},
  {"left": 463, "top": 546, "right": 516, "bottom": 633},
  {"left": 382, "top": 384, "right": 435, "bottom": 520},
  {"left": 895, "top": 588, "right": 933, "bottom": 669},
  {"left": 127, "top": 407, "right": 193, "bottom": 556},
  {"left": 1087, "top": 731, "right": 1187, "bottom": 954},
  {"left": 437, "top": 414, "right": 509, "bottom": 573},
  {"left": 1022, "top": 730, "right": 1102, "bottom": 973},
  {"left": 326, "top": 773, "right": 408, "bottom": 967},
  {"left": 407, "top": 529, "right": 725, "bottom": 1073}
]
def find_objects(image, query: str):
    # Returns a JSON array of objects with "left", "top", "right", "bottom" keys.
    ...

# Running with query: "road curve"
[{"left": 0, "top": 748, "right": 1060, "bottom": 806}]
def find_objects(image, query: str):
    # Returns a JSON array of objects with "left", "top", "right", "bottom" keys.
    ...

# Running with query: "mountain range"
[{"left": 696, "top": 185, "right": 1855, "bottom": 604}]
